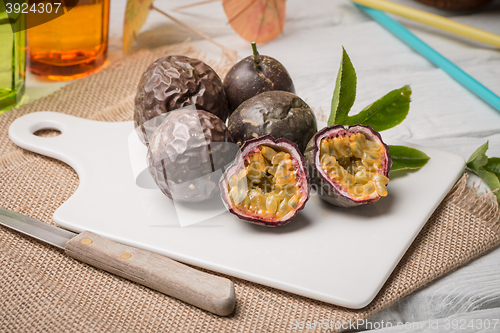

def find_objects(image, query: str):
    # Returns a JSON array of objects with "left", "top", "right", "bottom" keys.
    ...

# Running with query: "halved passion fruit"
[
  {"left": 304, "top": 125, "right": 392, "bottom": 207},
  {"left": 220, "top": 135, "right": 310, "bottom": 227}
]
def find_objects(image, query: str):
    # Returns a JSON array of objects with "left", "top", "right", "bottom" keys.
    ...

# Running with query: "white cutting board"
[{"left": 9, "top": 111, "right": 465, "bottom": 309}]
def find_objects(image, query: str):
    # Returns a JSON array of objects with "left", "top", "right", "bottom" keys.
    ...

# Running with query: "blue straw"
[{"left": 355, "top": 4, "right": 500, "bottom": 113}]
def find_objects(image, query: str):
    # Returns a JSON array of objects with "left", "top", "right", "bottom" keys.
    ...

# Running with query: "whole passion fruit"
[
  {"left": 220, "top": 135, "right": 310, "bottom": 227},
  {"left": 227, "top": 91, "right": 317, "bottom": 154},
  {"left": 304, "top": 125, "right": 392, "bottom": 207},
  {"left": 223, "top": 42, "right": 295, "bottom": 112},
  {"left": 134, "top": 55, "right": 230, "bottom": 145},
  {"left": 147, "top": 109, "right": 238, "bottom": 202}
]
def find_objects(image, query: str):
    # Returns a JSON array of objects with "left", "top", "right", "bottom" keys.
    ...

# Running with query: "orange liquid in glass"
[{"left": 27, "top": 0, "right": 109, "bottom": 81}]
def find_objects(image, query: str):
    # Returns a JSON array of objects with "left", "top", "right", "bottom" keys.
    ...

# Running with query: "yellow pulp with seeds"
[
  {"left": 319, "top": 132, "right": 389, "bottom": 199},
  {"left": 228, "top": 145, "right": 303, "bottom": 220}
]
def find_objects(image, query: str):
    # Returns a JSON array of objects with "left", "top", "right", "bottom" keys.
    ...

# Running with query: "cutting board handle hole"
[{"left": 33, "top": 129, "right": 62, "bottom": 138}]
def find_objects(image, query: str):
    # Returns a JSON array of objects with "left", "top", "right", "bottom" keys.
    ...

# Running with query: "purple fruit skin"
[
  {"left": 227, "top": 91, "right": 317, "bottom": 154},
  {"left": 220, "top": 135, "right": 310, "bottom": 227},
  {"left": 147, "top": 109, "right": 237, "bottom": 203},
  {"left": 223, "top": 54, "right": 295, "bottom": 112},
  {"left": 304, "top": 125, "right": 392, "bottom": 207},
  {"left": 134, "top": 55, "right": 230, "bottom": 145}
]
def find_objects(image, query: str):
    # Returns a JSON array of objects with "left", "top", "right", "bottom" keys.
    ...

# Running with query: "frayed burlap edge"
[{"left": 446, "top": 174, "right": 500, "bottom": 234}]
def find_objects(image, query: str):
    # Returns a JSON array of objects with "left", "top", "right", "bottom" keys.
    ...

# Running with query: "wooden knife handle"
[{"left": 65, "top": 231, "right": 235, "bottom": 316}]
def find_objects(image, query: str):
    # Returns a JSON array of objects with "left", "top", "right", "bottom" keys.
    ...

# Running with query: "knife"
[{"left": 0, "top": 207, "right": 236, "bottom": 316}]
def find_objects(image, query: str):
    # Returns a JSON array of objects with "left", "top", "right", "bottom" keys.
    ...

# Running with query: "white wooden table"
[{"left": 25, "top": 0, "right": 500, "bottom": 331}]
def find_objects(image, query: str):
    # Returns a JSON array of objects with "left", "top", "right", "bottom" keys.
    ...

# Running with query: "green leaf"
[
  {"left": 466, "top": 141, "right": 500, "bottom": 204},
  {"left": 466, "top": 141, "right": 489, "bottom": 173},
  {"left": 484, "top": 157, "right": 500, "bottom": 178},
  {"left": 343, "top": 85, "right": 412, "bottom": 132},
  {"left": 389, "top": 145, "right": 430, "bottom": 171},
  {"left": 328, "top": 47, "right": 357, "bottom": 126},
  {"left": 477, "top": 168, "right": 500, "bottom": 204}
]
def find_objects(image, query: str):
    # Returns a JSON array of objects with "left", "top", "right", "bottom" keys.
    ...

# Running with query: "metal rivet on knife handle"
[
  {"left": 120, "top": 252, "right": 132, "bottom": 259},
  {"left": 81, "top": 238, "right": 92, "bottom": 245}
]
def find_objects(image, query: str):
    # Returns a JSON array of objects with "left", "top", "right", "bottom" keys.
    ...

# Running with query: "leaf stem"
[{"left": 251, "top": 41, "right": 261, "bottom": 70}]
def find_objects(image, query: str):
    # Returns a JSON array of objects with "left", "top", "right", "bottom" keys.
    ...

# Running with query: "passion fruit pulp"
[
  {"left": 220, "top": 135, "right": 310, "bottom": 227},
  {"left": 134, "top": 55, "right": 230, "bottom": 145},
  {"left": 305, "top": 125, "right": 392, "bottom": 207}
]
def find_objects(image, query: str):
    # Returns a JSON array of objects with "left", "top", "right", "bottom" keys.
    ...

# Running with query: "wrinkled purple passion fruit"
[
  {"left": 223, "top": 42, "right": 295, "bottom": 112},
  {"left": 227, "top": 91, "right": 317, "bottom": 154},
  {"left": 220, "top": 135, "right": 310, "bottom": 227},
  {"left": 134, "top": 55, "right": 230, "bottom": 145},
  {"left": 304, "top": 125, "right": 392, "bottom": 207},
  {"left": 147, "top": 109, "right": 238, "bottom": 202}
]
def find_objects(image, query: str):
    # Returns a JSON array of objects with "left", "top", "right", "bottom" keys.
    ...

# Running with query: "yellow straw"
[{"left": 350, "top": 0, "right": 500, "bottom": 48}]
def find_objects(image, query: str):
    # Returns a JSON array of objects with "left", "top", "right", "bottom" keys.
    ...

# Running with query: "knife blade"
[{"left": 0, "top": 207, "right": 235, "bottom": 316}]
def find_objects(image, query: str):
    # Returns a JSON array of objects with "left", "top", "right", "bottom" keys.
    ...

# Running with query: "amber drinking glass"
[{"left": 27, "top": 0, "right": 110, "bottom": 81}]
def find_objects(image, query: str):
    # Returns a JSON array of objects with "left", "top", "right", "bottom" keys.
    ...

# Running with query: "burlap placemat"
[{"left": 1, "top": 42, "right": 499, "bottom": 333}]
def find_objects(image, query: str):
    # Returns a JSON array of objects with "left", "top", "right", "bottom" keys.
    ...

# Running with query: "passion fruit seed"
[
  {"left": 227, "top": 145, "right": 304, "bottom": 221},
  {"left": 319, "top": 132, "right": 389, "bottom": 199}
]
